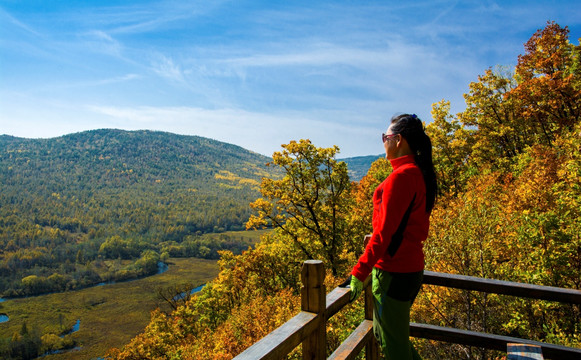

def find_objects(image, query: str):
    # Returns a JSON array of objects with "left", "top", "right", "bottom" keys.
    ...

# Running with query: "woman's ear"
[
  {"left": 396, "top": 136, "right": 413, "bottom": 157},
  {"left": 396, "top": 134, "right": 405, "bottom": 148}
]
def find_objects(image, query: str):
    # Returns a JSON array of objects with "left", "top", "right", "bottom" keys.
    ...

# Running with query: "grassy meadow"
[{"left": 0, "top": 257, "right": 220, "bottom": 360}]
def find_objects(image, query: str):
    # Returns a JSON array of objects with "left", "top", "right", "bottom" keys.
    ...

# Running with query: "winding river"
[
  {"left": 172, "top": 284, "right": 205, "bottom": 301},
  {"left": 0, "top": 298, "right": 7, "bottom": 324},
  {"left": 0, "top": 262, "right": 170, "bottom": 325}
]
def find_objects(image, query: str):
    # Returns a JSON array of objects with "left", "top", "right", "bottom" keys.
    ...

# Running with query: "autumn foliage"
[{"left": 108, "top": 22, "right": 580, "bottom": 359}]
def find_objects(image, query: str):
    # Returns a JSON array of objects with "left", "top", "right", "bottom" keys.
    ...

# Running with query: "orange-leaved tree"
[
  {"left": 455, "top": 22, "right": 580, "bottom": 172},
  {"left": 512, "top": 21, "right": 581, "bottom": 139}
]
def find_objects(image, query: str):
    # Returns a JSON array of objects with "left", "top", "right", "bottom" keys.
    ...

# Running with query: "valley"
[{"left": 0, "top": 256, "right": 220, "bottom": 360}]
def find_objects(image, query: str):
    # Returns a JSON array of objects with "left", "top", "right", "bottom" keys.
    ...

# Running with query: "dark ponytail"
[{"left": 390, "top": 114, "right": 438, "bottom": 212}]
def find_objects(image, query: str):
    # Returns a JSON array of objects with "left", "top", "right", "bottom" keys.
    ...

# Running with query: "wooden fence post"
[
  {"left": 362, "top": 235, "right": 380, "bottom": 360},
  {"left": 364, "top": 277, "right": 380, "bottom": 359},
  {"left": 301, "top": 260, "right": 326, "bottom": 360}
]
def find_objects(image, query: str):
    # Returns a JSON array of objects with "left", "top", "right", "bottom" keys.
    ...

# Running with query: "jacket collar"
[{"left": 389, "top": 154, "right": 415, "bottom": 170}]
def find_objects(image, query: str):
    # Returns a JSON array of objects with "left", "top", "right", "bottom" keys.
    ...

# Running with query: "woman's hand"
[{"left": 350, "top": 276, "right": 364, "bottom": 302}]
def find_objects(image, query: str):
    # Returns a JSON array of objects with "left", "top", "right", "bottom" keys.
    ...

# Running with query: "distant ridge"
[
  {"left": 341, "top": 154, "right": 384, "bottom": 181},
  {"left": 0, "top": 129, "right": 274, "bottom": 237},
  {"left": 0, "top": 129, "right": 383, "bottom": 183}
]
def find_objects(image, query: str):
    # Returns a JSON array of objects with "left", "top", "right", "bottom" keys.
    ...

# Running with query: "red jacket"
[{"left": 352, "top": 155, "right": 430, "bottom": 281}]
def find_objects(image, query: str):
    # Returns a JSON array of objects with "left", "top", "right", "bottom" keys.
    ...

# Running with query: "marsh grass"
[{"left": 0, "top": 257, "right": 219, "bottom": 360}]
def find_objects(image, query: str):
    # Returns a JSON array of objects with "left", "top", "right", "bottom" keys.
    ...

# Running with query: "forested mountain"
[
  {"left": 0, "top": 129, "right": 276, "bottom": 297},
  {"left": 341, "top": 154, "right": 383, "bottom": 181}
]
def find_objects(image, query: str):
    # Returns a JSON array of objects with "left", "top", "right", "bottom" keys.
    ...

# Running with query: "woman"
[{"left": 349, "top": 113, "right": 437, "bottom": 360}]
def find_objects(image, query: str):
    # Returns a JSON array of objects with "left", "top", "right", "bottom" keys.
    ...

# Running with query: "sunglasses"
[{"left": 382, "top": 133, "right": 398, "bottom": 143}]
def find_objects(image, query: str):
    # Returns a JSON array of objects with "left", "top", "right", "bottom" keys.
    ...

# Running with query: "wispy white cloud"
[
  {"left": 220, "top": 43, "right": 398, "bottom": 69},
  {"left": 192, "top": 35, "right": 474, "bottom": 115},
  {"left": 63, "top": 1, "right": 229, "bottom": 35},
  {"left": 69, "top": 74, "right": 143, "bottom": 89},
  {"left": 80, "top": 30, "right": 123, "bottom": 57},
  {"left": 0, "top": 8, "right": 43, "bottom": 37},
  {"left": 150, "top": 54, "right": 186, "bottom": 84}
]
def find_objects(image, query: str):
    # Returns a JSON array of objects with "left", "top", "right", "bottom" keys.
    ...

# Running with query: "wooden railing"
[{"left": 233, "top": 260, "right": 581, "bottom": 360}]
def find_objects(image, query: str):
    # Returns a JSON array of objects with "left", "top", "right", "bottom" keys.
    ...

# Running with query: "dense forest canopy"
[
  {"left": 107, "top": 22, "right": 581, "bottom": 360},
  {"left": 0, "top": 129, "right": 276, "bottom": 297}
]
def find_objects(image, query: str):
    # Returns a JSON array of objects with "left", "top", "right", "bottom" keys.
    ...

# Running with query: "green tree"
[
  {"left": 426, "top": 100, "right": 474, "bottom": 196},
  {"left": 247, "top": 139, "right": 353, "bottom": 276},
  {"left": 98, "top": 236, "right": 139, "bottom": 260},
  {"left": 460, "top": 66, "right": 522, "bottom": 168}
]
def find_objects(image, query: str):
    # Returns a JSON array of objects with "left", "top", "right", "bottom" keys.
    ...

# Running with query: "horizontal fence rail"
[
  {"left": 234, "top": 259, "right": 581, "bottom": 360},
  {"left": 410, "top": 323, "right": 581, "bottom": 360},
  {"left": 418, "top": 271, "right": 581, "bottom": 360},
  {"left": 232, "top": 311, "right": 319, "bottom": 360},
  {"left": 423, "top": 271, "right": 581, "bottom": 304}
]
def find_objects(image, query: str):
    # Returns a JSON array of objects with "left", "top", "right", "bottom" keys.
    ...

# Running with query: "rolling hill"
[{"left": 0, "top": 129, "right": 276, "bottom": 297}]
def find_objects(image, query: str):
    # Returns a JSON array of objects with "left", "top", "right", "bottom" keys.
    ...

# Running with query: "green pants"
[{"left": 372, "top": 268, "right": 423, "bottom": 360}]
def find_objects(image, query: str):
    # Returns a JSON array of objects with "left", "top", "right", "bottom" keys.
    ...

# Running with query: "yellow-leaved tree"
[{"left": 246, "top": 139, "right": 355, "bottom": 276}]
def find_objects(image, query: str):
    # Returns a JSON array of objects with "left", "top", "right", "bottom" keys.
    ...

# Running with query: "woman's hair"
[{"left": 390, "top": 113, "right": 438, "bottom": 212}]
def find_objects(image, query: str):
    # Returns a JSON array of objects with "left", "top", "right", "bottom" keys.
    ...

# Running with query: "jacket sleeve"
[{"left": 351, "top": 169, "right": 417, "bottom": 281}]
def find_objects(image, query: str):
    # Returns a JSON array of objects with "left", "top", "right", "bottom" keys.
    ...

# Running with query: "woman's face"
[{"left": 383, "top": 124, "right": 400, "bottom": 160}]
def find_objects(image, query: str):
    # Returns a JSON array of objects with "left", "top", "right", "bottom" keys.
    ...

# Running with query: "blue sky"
[{"left": 1, "top": 1, "right": 580, "bottom": 158}]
